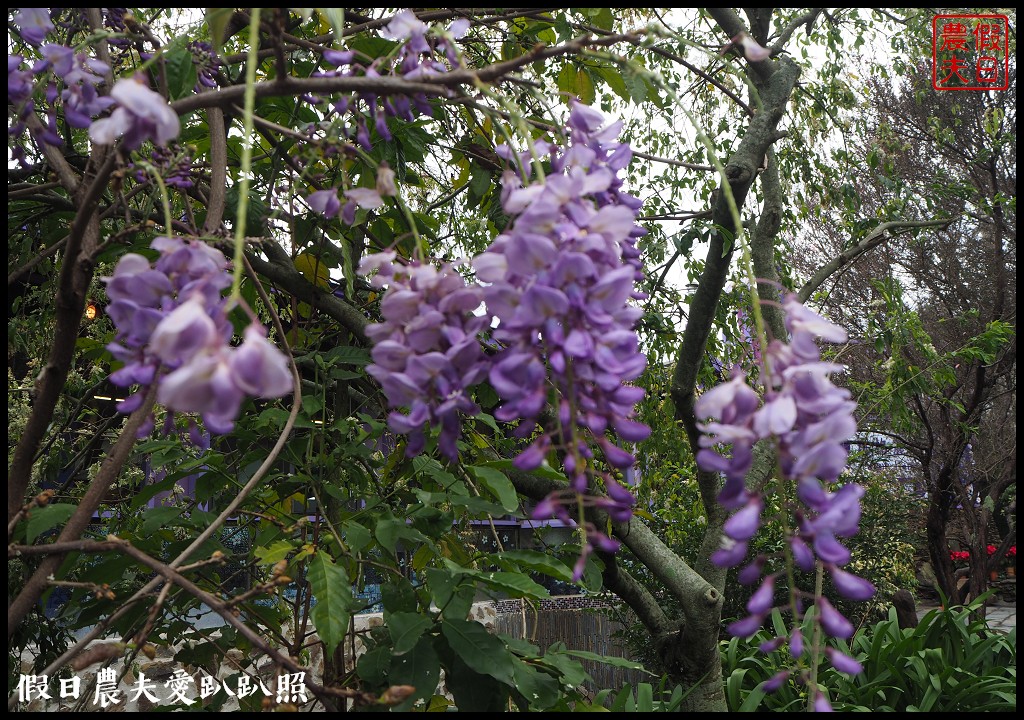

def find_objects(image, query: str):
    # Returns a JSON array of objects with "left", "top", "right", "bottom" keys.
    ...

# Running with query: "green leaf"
[
  {"left": 441, "top": 619, "right": 515, "bottom": 683},
  {"left": 557, "top": 64, "right": 576, "bottom": 98},
  {"left": 473, "top": 570, "right": 550, "bottom": 599},
  {"left": 357, "top": 645, "right": 390, "bottom": 685},
  {"left": 576, "top": 69, "right": 596, "bottom": 105},
  {"left": 344, "top": 520, "right": 372, "bottom": 552},
  {"left": 561, "top": 649, "right": 650, "bottom": 672},
  {"left": 388, "top": 611, "right": 433, "bottom": 655},
  {"left": 635, "top": 682, "right": 654, "bottom": 712},
  {"left": 206, "top": 8, "right": 234, "bottom": 53},
  {"left": 163, "top": 45, "right": 198, "bottom": 101},
  {"left": 389, "top": 636, "right": 441, "bottom": 708},
  {"left": 321, "top": 7, "right": 347, "bottom": 45},
  {"left": 375, "top": 517, "right": 428, "bottom": 554},
  {"left": 492, "top": 549, "right": 574, "bottom": 582},
  {"left": 590, "top": 7, "right": 615, "bottom": 31},
  {"left": 540, "top": 645, "right": 591, "bottom": 688},
  {"left": 25, "top": 503, "right": 77, "bottom": 544},
  {"left": 308, "top": 553, "right": 353, "bottom": 656},
  {"left": 481, "top": 459, "right": 566, "bottom": 483},
  {"left": 511, "top": 658, "right": 560, "bottom": 710},
  {"left": 254, "top": 540, "right": 293, "bottom": 565},
  {"left": 469, "top": 466, "right": 520, "bottom": 513},
  {"left": 141, "top": 506, "right": 186, "bottom": 536},
  {"left": 425, "top": 568, "right": 458, "bottom": 612},
  {"left": 294, "top": 252, "right": 331, "bottom": 288},
  {"left": 440, "top": 650, "right": 508, "bottom": 712},
  {"left": 595, "top": 66, "right": 630, "bottom": 102},
  {"left": 382, "top": 578, "right": 418, "bottom": 614},
  {"left": 624, "top": 72, "right": 648, "bottom": 103},
  {"left": 323, "top": 345, "right": 371, "bottom": 366},
  {"left": 468, "top": 163, "right": 492, "bottom": 203},
  {"left": 412, "top": 456, "right": 458, "bottom": 488}
]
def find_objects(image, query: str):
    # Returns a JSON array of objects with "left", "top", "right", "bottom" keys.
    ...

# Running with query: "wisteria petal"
[
  {"left": 829, "top": 566, "right": 876, "bottom": 601},
  {"left": 727, "top": 614, "right": 765, "bottom": 638},
  {"left": 817, "top": 597, "right": 854, "bottom": 639},
  {"left": 826, "top": 647, "right": 863, "bottom": 675},
  {"left": 723, "top": 498, "right": 763, "bottom": 541}
]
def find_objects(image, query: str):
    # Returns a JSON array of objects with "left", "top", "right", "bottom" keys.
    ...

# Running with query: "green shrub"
[{"left": 723, "top": 600, "right": 1016, "bottom": 712}]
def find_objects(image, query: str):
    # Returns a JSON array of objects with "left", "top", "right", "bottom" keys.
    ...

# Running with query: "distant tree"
[{"left": 793, "top": 48, "right": 1016, "bottom": 608}]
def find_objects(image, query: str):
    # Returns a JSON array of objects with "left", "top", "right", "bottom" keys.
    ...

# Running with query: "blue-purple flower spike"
[
  {"left": 104, "top": 237, "right": 291, "bottom": 436},
  {"left": 695, "top": 295, "right": 872, "bottom": 698}
]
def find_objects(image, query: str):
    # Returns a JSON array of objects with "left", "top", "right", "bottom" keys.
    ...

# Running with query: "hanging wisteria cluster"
[
  {"left": 695, "top": 294, "right": 873, "bottom": 704},
  {"left": 105, "top": 237, "right": 292, "bottom": 436},
  {"left": 360, "top": 255, "right": 491, "bottom": 461},
  {"left": 356, "top": 101, "right": 651, "bottom": 579},
  {"left": 307, "top": 9, "right": 469, "bottom": 152},
  {"left": 7, "top": 11, "right": 294, "bottom": 438},
  {"left": 8, "top": 9, "right": 149, "bottom": 163}
]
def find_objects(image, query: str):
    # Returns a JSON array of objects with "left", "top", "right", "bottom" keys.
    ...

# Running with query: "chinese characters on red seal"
[{"left": 932, "top": 14, "right": 1010, "bottom": 91}]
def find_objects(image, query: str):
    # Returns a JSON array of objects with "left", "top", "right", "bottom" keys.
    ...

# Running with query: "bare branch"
[{"left": 797, "top": 219, "right": 953, "bottom": 303}]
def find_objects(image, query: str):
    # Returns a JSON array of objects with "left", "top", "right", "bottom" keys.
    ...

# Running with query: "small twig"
[
  {"left": 8, "top": 385, "right": 158, "bottom": 640},
  {"left": 632, "top": 149, "right": 714, "bottom": 171},
  {"left": 8, "top": 181, "right": 62, "bottom": 198}
]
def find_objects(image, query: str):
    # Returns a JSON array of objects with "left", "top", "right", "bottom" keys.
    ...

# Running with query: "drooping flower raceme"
[
  {"left": 357, "top": 102, "right": 650, "bottom": 580},
  {"left": 307, "top": 9, "right": 469, "bottom": 152},
  {"left": 477, "top": 103, "right": 649, "bottom": 460},
  {"left": 360, "top": 254, "right": 491, "bottom": 462},
  {"left": 104, "top": 237, "right": 291, "bottom": 435},
  {"left": 9, "top": 42, "right": 113, "bottom": 158},
  {"left": 472, "top": 102, "right": 650, "bottom": 576},
  {"left": 13, "top": 8, "right": 54, "bottom": 46},
  {"left": 696, "top": 294, "right": 873, "bottom": 691}
]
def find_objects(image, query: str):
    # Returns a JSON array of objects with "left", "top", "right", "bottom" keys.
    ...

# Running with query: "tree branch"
[
  {"left": 172, "top": 31, "right": 644, "bottom": 116},
  {"left": 597, "top": 550, "right": 674, "bottom": 636},
  {"left": 770, "top": 9, "right": 824, "bottom": 54},
  {"left": 8, "top": 150, "right": 118, "bottom": 524},
  {"left": 797, "top": 219, "right": 952, "bottom": 302},
  {"left": 8, "top": 385, "right": 157, "bottom": 640},
  {"left": 246, "top": 238, "right": 370, "bottom": 343},
  {"left": 749, "top": 148, "right": 787, "bottom": 340},
  {"left": 202, "top": 102, "right": 228, "bottom": 235}
]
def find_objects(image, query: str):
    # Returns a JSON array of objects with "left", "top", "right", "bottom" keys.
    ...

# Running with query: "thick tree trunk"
[{"left": 660, "top": 600, "right": 728, "bottom": 712}]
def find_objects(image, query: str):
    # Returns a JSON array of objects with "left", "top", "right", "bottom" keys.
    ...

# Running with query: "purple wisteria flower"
[
  {"left": 696, "top": 294, "right": 874, "bottom": 689},
  {"left": 104, "top": 237, "right": 291, "bottom": 435},
  {"left": 8, "top": 42, "right": 113, "bottom": 155},
  {"left": 476, "top": 101, "right": 648, "bottom": 469},
  {"left": 188, "top": 41, "right": 223, "bottom": 90},
  {"left": 473, "top": 102, "right": 649, "bottom": 577},
  {"left": 9, "top": 55, "right": 33, "bottom": 104},
  {"left": 308, "top": 165, "right": 395, "bottom": 224},
  {"left": 13, "top": 8, "right": 54, "bottom": 46},
  {"left": 360, "top": 253, "right": 490, "bottom": 461},
  {"left": 356, "top": 102, "right": 648, "bottom": 581},
  {"left": 308, "top": 9, "right": 467, "bottom": 152},
  {"left": 90, "top": 77, "right": 180, "bottom": 150},
  {"left": 134, "top": 144, "right": 197, "bottom": 189},
  {"left": 307, "top": 189, "right": 342, "bottom": 219}
]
